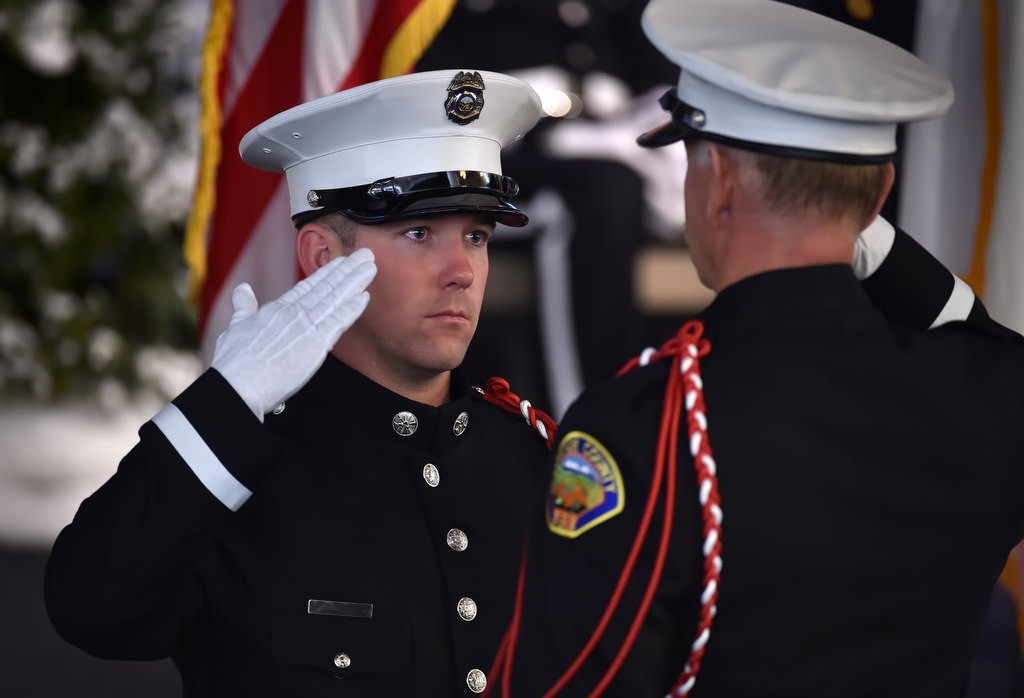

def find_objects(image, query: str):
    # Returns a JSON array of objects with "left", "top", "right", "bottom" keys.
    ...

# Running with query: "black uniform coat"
[
  {"left": 508, "top": 242, "right": 1024, "bottom": 697},
  {"left": 45, "top": 357, "right": 551, "bottom": 696}
]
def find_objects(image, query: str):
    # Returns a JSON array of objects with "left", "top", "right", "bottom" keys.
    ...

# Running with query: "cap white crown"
[
  {"left": 239, "top": 70, "right": 543, "bottom": 218},
  {"left": 642, "top": 0, "right": 954, "bottom": 157}
]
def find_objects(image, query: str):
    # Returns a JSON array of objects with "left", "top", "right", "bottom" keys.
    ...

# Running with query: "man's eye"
[
  {"left": 467, "top": 230, "right": 491, "bottom": 245},
  {"left": 404, "top": 228, "right": 427, "bottom": 241}
]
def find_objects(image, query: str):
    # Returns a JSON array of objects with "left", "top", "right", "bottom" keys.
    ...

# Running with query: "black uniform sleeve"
[
  {"left": 43, "top": 369, "right": 285, "bottom": 660},
  {"left": 862, "top": 223, "right": 1024, "bottom": 344}
]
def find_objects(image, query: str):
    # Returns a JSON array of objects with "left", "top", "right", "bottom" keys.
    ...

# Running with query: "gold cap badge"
[{"left": 445, "top": 71, "right": 486, "bottom": 125}]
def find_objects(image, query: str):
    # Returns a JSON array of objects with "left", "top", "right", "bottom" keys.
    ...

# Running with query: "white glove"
[
  {"left": 211, "top": 248, "right": 376, "bottom": 421},
  {"left": 852, "top": 216, "right": 896, "bottom": 280}
]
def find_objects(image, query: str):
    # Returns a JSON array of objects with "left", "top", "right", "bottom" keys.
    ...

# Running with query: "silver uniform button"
[
  {"left": 423, "top": 463, "right": 440, "bottom": 487},
  {"left": 272, "top": 402, "right": 286, "bottom": 415},
  {"left": 457, "top": 597, "right": 478, "bottom": 621},
  {"left": 453, "top": 411, "right": 469, "bottom": 436},
  {"left": 333, "top": 652, "right": 351, "bottom": 669},
  {"left": 447, "top": 528, "right": 469, "bottom": 552},
  {"left": 466, "top": 668, "right": 487, "bottom": 693},
  {"left": 392, "top": 411, "right": 418, "bottom": 436}
]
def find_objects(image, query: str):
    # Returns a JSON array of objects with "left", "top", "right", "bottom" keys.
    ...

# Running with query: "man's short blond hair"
[
  {"left": 703, "top": 141, "right": 889, "bottom": 230},
  {"left": 312, "top": 211, "right": 360, "bottom": 249}
]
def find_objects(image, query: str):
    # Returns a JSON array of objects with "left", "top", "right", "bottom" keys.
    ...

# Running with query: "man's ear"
[
  {"left": 296, "top": 222, "right": 340, "bottom": 277},
  {"left": 705, "top": 144, "right": 734, "bottom": 229},
  {"left": 869, "top": 162, "right": 897, "bottom": 221}
]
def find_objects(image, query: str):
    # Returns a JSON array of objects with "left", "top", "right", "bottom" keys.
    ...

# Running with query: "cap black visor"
[{"left": 294, "top": 170, "right": 528, "bottom": 228}]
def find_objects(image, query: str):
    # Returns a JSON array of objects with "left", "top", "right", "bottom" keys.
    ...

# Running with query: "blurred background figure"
[{"left": 0, "top": 0, "right": 1021, "bottom": 695}]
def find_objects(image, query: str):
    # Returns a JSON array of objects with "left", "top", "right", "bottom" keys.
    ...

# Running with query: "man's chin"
[
  {"left": 408, "top": 326, "right": 475, "bottom": 371},
  {"left": 433, "top": 351, "right": 470, "bottom": 374}
]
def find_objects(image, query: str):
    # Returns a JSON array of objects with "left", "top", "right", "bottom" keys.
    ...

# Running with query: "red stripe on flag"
[
  {"left": 340, "top": 0, "right": 423, "bottom": 89},
  {"left": 199, "top": 0, "right": 306, "bottom": 335}
]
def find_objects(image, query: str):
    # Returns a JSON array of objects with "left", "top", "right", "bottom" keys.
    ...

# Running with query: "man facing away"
[
  {"left": 497, "top": 1, "right": 1024, "bottom": 696},
  {"left": 45, "top": 69, "right": 556, "bottom": 697}
]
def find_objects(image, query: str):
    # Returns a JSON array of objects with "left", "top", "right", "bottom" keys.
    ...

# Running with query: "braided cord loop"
[
  {"left": 596, "top": 319, "right": 721, "bottom": 698},
  {"left": 667, "top": 322, "right": 720, "bottom": 697},
  {"left": 487, "top": 321, "right": 720, "bottom": 698},
  {"left": 480, "top": 377, "right": 558, "bottom": 451}
]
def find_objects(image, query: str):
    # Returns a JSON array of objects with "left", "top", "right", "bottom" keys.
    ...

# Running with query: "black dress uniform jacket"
[
  {"left": 45, "top": 357, "right": 550, "bottom": 696},
  {"left": 509, "top": 235, "right": 1024, "bottom": 697}
]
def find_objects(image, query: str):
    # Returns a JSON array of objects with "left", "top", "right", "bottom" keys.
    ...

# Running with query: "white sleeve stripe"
[
  {"left": 930, "top": 275, "right": 976, "bottom": 329},
  {"left": 151, "top": 404, "right": 253, "bottom": 512}
]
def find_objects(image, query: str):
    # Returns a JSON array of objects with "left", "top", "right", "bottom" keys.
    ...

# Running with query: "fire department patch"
[{"left": 546, "top": 431, "right": 625, "bottom": 538}]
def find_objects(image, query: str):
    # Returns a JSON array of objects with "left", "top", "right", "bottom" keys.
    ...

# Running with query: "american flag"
[{"left": 184, "top": 0, "right": 456, "bottom": 362}]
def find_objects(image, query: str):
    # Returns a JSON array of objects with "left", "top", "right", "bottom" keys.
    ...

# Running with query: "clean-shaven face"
[{"left": 337, "top": 212, "right": 493, "bottom": 385}]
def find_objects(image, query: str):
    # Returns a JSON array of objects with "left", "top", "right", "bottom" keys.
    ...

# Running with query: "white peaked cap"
[
  {"left": 239, "top": 69, "right": 543, "bottom": 225},
  {"left": 637, "top": 0, "right": 954, "bottom": 161}
]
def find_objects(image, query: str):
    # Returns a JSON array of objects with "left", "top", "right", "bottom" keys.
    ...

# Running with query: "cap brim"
[{"left": 636, "top": 119, "right": 687, "bottom": 148}]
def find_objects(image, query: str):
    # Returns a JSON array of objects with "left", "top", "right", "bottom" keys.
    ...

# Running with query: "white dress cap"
[
  {"left": 637, "top": 0, "right": 954, "bottom": 160},
  {"left": 239, "top": 70, "right": 543, "bottom": 225}
]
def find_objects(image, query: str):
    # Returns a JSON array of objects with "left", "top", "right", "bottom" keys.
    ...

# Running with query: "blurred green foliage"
[{"left": 0, "top": 0, "right": 201, "bottom": 401}]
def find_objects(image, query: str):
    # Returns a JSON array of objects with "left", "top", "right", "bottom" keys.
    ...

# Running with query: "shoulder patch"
[{"left": 546, "top": 430, "right": 625, "bottom": 538}]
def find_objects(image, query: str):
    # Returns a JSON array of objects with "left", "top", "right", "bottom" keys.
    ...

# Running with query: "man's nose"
[{"left": 440, "top": 238, "right": 475, "bottom": 289}]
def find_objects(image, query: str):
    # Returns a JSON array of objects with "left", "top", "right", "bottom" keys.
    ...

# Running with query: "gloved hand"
[
  {"left": 852, "top": 216, "right": 896, "bottom": 280},
  {"left": 212, "top": 248, "right": 376, "bottom": 421}
]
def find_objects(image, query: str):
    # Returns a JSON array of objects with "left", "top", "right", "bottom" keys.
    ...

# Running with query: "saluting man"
[
  {"left": 496, "top": 1, "right": 1024, "bottom": 696},
  {"left": 45, "top": 69, "right": 555, "bottom": 697}
]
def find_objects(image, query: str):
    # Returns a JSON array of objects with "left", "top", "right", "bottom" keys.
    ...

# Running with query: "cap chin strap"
[
  {"left": 363, "top": 170, "right": 519, "bottom": 200},
  {"left": 294, "top": 170, "right": 521, "bottom": 227}
]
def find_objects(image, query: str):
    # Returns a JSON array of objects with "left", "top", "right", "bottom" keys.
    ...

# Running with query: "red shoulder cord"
[
  {"left": 480, "top": 378, "right": 558, "bottom": 695},
  {"left": 488, "top": 320, "right": 722, "bottom": 698},
  {"left": 480, "top": 377, "right": 559, "bottom": 452}
]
